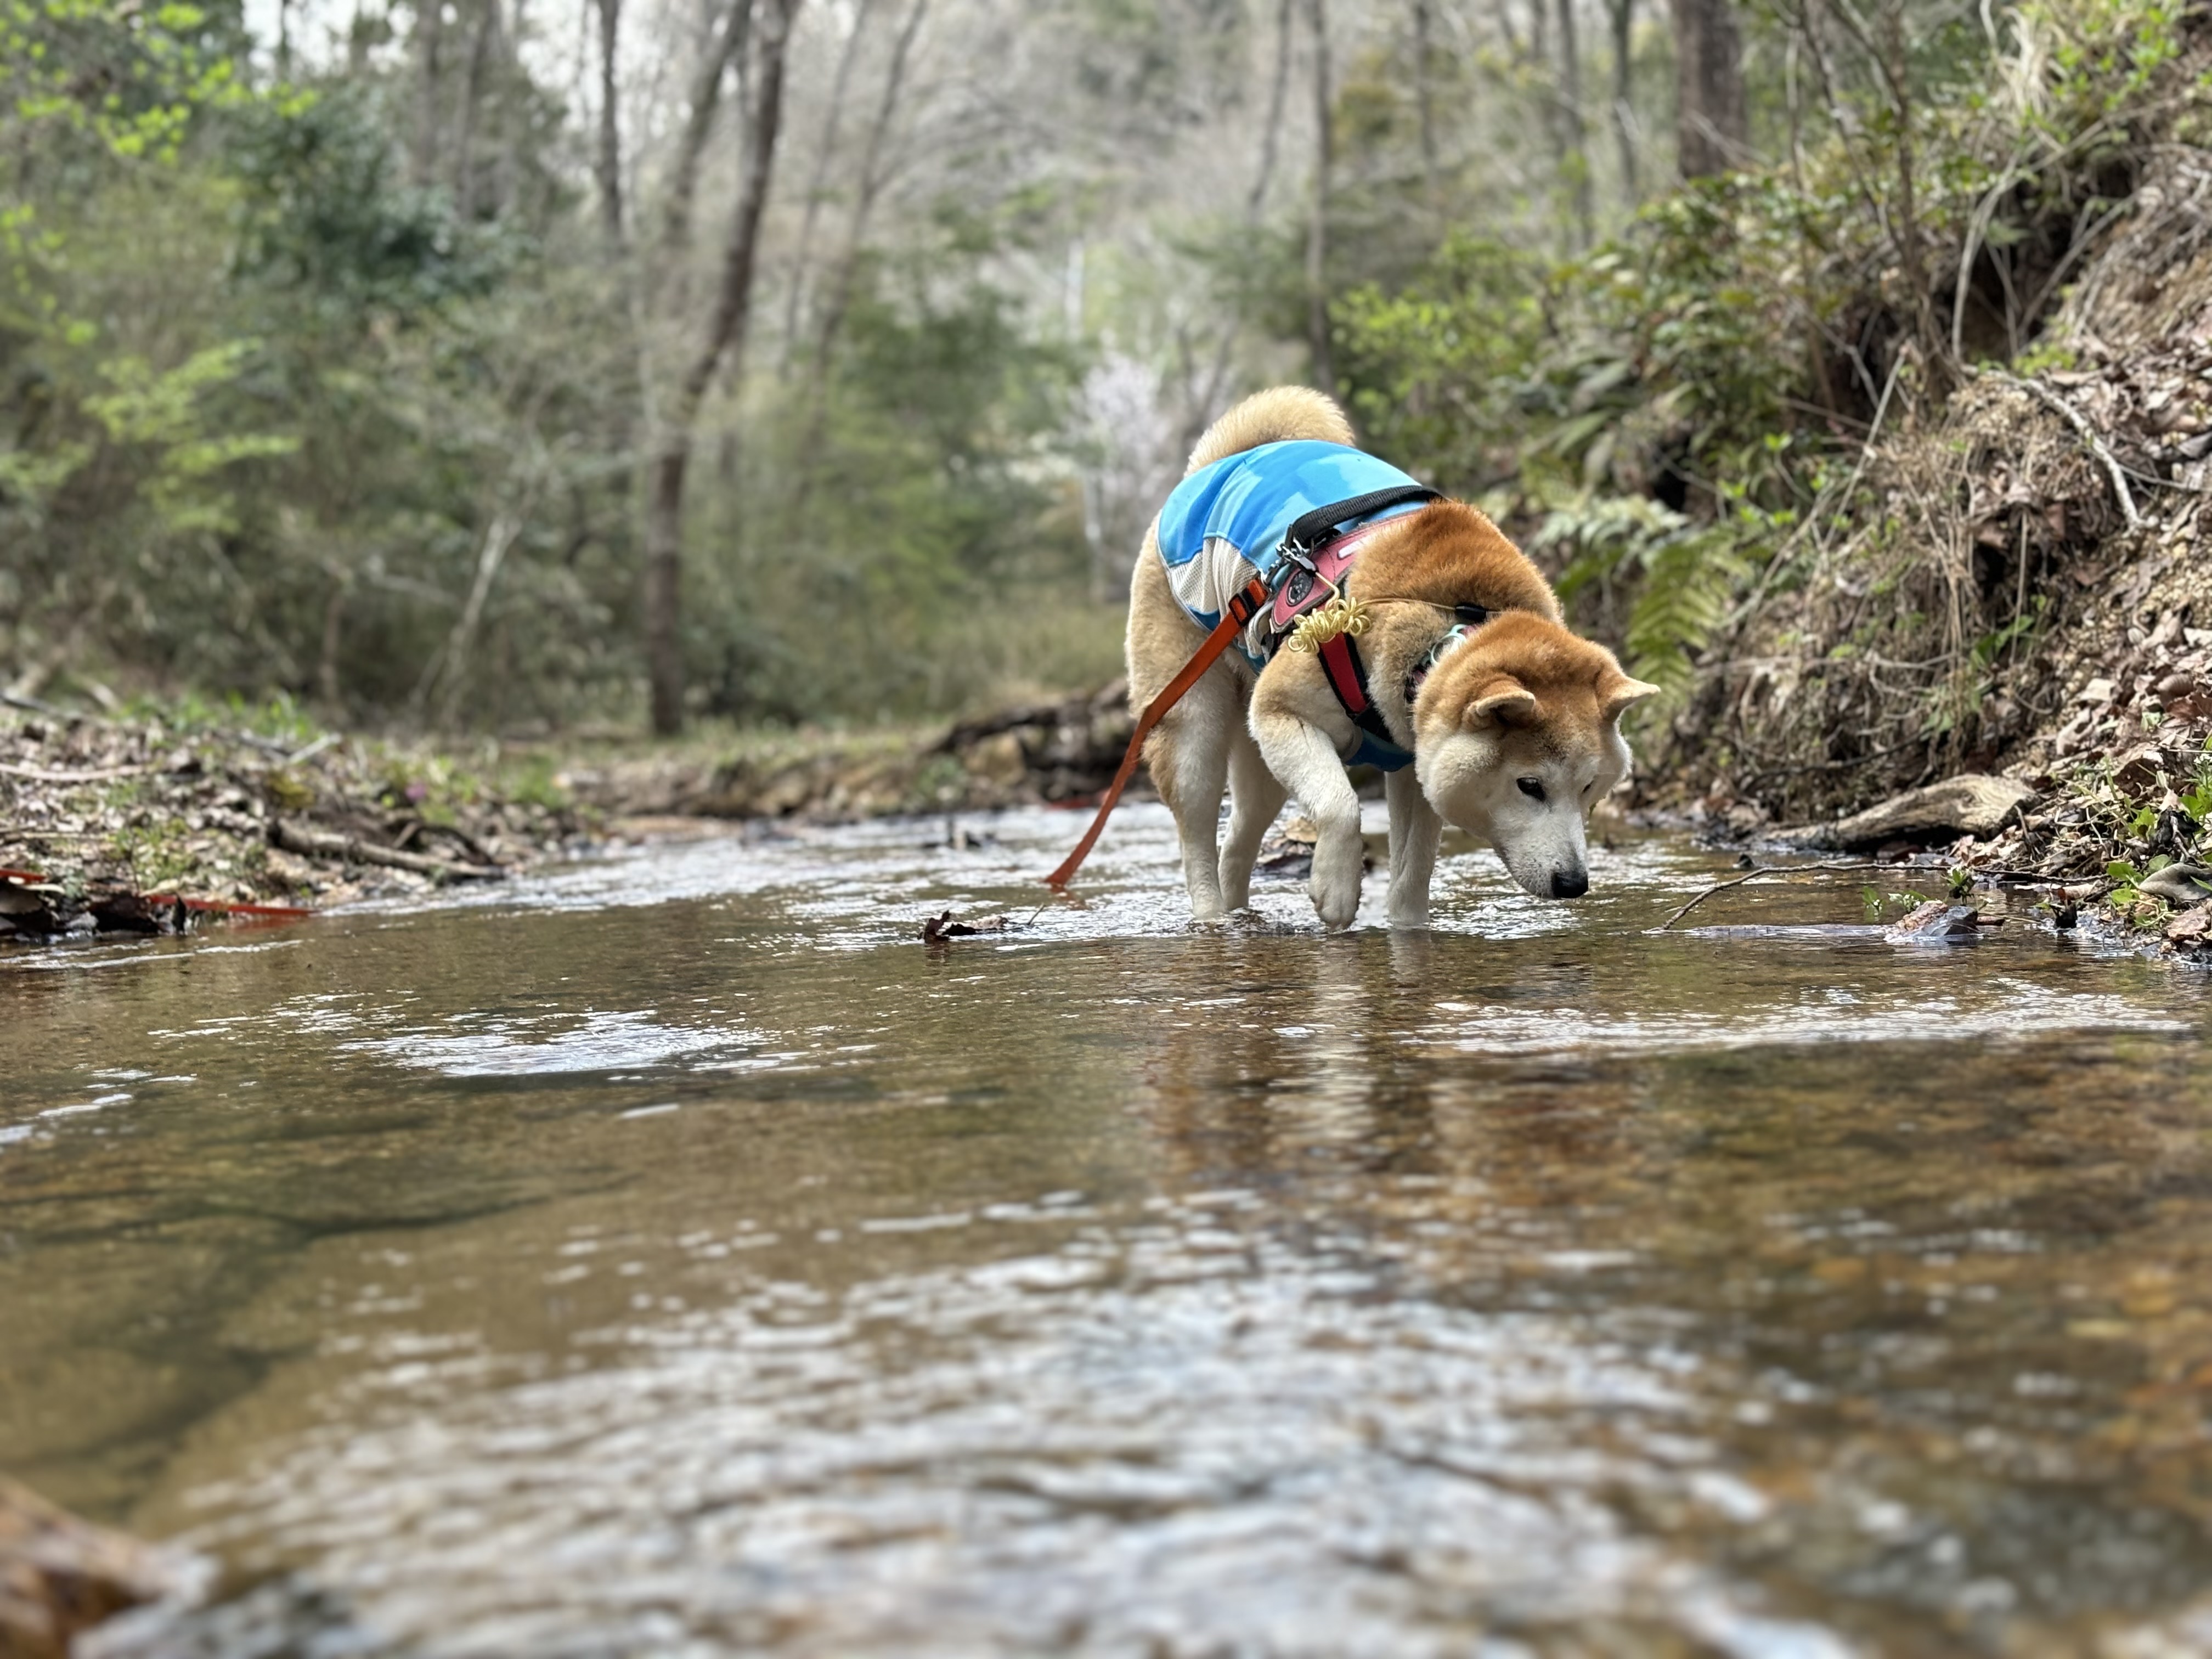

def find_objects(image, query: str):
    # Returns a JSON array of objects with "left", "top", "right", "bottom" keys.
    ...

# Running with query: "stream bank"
[
  {"left": 0, "top": 685, "right": 1132, "bottom": 934},
  {"left": 1639, "top": 138, "right": 2212, "bottom": 953}
]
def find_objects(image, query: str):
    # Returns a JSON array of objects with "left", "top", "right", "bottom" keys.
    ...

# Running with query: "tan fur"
[
  {"left": 1183, "top": 385, "right": 1355, "bottom": 473},
  {"left": 1411, "top": 611, "right": 1638, "bottom": 751},
  {"left": 1126, "top": 391, "right": 1356, "bottom": 918},
  {"left": 1126, "top": 384, "right": 1654, "bottom": 928}
]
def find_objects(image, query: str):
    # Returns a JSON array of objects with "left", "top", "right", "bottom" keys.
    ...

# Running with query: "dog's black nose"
[{"left": 1551, "top": 870, "right": 1589, "bottom": 899}]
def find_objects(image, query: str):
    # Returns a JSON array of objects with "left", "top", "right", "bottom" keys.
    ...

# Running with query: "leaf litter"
[{"left": 0, "top": 702, "right": 586, "bottom": 942}]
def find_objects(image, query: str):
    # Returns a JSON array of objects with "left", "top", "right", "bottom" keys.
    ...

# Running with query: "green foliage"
[
  {"left": 83, "top": 341, "right": 297, "bottom": 533},
  {"left": 227, "top": 87, "right": 513, "bottom": 317},
  {"left": 149, "top": 687, "right": 323, "bottom": 747},
  {"left": 1335, "top": 236, "right": 1558, "bottom": 488},
  {"left": 3, "top": 0, "right": 2198, "bottom": 741},
  {"left": 1329, "top": 0, "right": 2204, "bottom": 751},
  {"left": 0, "top": 0, "right": 1111, "bottom": 732},
  {"left": 1532, "top": 483, "right": 1752, "bottom": 710},
  {"left": 697, "top": 267, "right": 1094, "bottom": 721}
]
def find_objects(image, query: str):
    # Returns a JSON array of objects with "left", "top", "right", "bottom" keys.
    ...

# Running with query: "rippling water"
[{"left": 8, "top": 804, "right": 2212, "bottom": 1656}]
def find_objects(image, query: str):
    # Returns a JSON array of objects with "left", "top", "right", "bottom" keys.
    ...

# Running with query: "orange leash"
[
  {"left": 146, "top": 895, "right": 315, "bottom": 919},
  {"left": 1045, "top": 577, "right": 1270, "bottom": 890}
]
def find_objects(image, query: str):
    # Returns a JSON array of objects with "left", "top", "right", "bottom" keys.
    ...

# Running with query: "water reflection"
[{"left": 4, "top": 805, "right": 2211, "bottom": 1655}]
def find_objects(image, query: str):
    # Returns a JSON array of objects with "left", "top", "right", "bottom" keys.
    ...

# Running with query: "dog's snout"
[{"left": 1550, "top": 870, "right": 1589, "bottom": 900}]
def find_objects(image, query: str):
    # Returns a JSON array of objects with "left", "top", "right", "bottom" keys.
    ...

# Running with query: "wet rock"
[
  {"left": 1257, "top": 816, "right": 1356, "bottom": 878},
  {"left": 934, "top": 681, "right": 1135, "bottom": 806},
  {"left": 0, "top": 1476, "right": 189, "bottom": 1658},
  {"left": 2136, "top": 864, "right": 2212, "bottom": 905},
  {"left": 1775, "top": 776, "right": 2038, "bottom": 851},
  {"left": 1886, "top": 901, "right": 2002, "bottom": 942},
  {"left": 921, "top": 911, "right": 1009, "bottom": 943}
]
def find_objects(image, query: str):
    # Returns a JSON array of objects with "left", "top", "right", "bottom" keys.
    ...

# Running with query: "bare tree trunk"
[
  {"left": 1526, "top": 0, "right": 1575, "bottom": 222},
  {"left": 1872, "top": 0, "right": 1945, "bottom": 392},
  {"left": 805, "top": 0, "right": 927, "bottom": 386},
  {"left": 1556, "top": 0, "right": 1593, "bottom": 245},
  {"left": 420, "top": 505, "right": 526, "bottom": 728},
  {"left": 643, "top": 0, "right": 799, "bottom": 735},
  {"left": 1493, "top": 0, "right": 1523, "bottom": 59},
  {"left": 497, "top": 0, "right": 523, "bottom": 209},
  {"left": 1180, "top": 0, "right": 1297, "bottom": 455},
  {"left": 1412, "top": 0, "right": 1440, "bottom": 212},
  {"left": 318, "top": 568, "right": 351, "bottom": 709},
  {"left": 455, "top": 0, "right": 498, "bottom": 216},
  {"left": 411, "top": 0, "right": 445, "bottom": 185},
  {"left": 1305, "top": 0, "right": 1334, "bottom": 392},
  {"left": 1669, "top": 0, "right": 1745, "bottom": 177},
  {"left": 658, "top": 0, "right": 753, "bottom": 266},
  {"left": 1607, "top": 0, "right": 1638, "bottom": 201},
  {"left": 1249, "top": 0, "right": 1295, "bottom": 219},
  {"left": 594, "top": 0, "right": 624, "bottom": 245},
  {"left": 782, "top": 0, "right": 929, "bottom": 515},
  {"left": 778, "top": 0, "right": 878, "bottom": 376}
]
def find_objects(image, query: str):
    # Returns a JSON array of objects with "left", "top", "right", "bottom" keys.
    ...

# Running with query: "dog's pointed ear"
[
  {"left": 1465, "top": 678, "right": 1539, "bottom": 729},
  {"left": 1600, "top": 674, "right": 1663, "bottom": 724}
]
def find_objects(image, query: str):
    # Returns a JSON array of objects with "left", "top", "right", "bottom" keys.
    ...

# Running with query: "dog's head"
[{"left": 1410, "top": 613, "right": 1658, "bottom": 900}]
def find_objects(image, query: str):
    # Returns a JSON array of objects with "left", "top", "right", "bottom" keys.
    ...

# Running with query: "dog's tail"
[{"left": 1183, "top": 385, "right": 1355, "bottom": 476}]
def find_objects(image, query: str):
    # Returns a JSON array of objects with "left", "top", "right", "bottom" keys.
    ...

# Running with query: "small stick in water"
[{"left": 1654, "top": 860, "right": 1882, "bottom": 931}]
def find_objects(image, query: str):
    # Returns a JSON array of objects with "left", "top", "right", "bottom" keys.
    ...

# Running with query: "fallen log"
[
  {"left": 272, "top": 819, "right": 505, "bottom": 881},
  {"left": 1769, "top": 775, "right": 2037, "bottom": 851}
]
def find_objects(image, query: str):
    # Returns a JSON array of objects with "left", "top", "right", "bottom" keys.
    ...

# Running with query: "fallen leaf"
[{"left": 2166, "top": 902, "right": 2212, "bottom": 943}]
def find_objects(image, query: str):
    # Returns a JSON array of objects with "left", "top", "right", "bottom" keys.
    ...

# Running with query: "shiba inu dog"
[{"left": 1125, "top": 386, "right": 1658, "bottom": 930}]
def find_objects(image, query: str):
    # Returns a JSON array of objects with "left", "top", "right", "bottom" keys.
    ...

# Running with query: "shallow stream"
[{"left": 7, "top": 806, "right": 2212, "bottom": 1656}]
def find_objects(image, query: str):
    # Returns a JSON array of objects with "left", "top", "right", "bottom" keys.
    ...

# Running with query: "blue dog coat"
[
  {"left": 1155, "top": 441, "right": 1428, "bottom": 672},
  {"left": 1154, "top": 439, "right": 1432, "bottom": 770}
]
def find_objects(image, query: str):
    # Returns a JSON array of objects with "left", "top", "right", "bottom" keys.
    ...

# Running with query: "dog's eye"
[{"left": 1516, "top": 777, "right": 1546, "bottom": 802}]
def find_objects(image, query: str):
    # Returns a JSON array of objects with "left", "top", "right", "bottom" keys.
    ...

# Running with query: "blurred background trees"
[{"left": 0, "top": 0, "right": 2195, "bottom": 733}]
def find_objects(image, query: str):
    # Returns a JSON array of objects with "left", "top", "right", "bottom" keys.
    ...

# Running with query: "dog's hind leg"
[
  {"left": 1127, "top": 537, "right": 1242, "bottom": 919},
  {"left": 1219, "top": 724, "right": 1286, "bottom": 913},
  {"left": 1146, "top": 676, "right": 1237, "bottom": 919},
  {"left": 1384, "top": 765, "right": 1443, "bottom": 928}
]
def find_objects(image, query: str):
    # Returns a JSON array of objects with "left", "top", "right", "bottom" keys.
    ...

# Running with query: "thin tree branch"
[
  {"left": 1655, "top": 860, "right": 1882, "bottom": 929},
  {"left": 1984, "top": 369, "right": 2144, "bottom": 530}
]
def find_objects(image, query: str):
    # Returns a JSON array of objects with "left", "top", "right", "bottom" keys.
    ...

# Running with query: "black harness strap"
[{"left": 1278, "top": 484, "right": 1442, "bottom": 561}]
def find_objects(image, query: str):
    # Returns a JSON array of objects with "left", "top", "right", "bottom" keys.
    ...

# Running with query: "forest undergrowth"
[{"left": 1328, "top": 0, "right": 2212, "bottom": 943}]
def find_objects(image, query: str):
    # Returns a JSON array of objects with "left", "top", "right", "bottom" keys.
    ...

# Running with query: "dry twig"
[
  {"left": 273, "top": 819, "right": 505, "bottom": 881},
  {"left": 1987, "top": 369, "right": 2144, "bottom": 531},
  {"left": 0, "top": 761, "right": 151, "bottom": 783}
]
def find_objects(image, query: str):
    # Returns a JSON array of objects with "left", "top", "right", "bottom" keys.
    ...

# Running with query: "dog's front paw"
[{"left": 1309, "top": 836, "right": 1364, "bottom": 930}]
